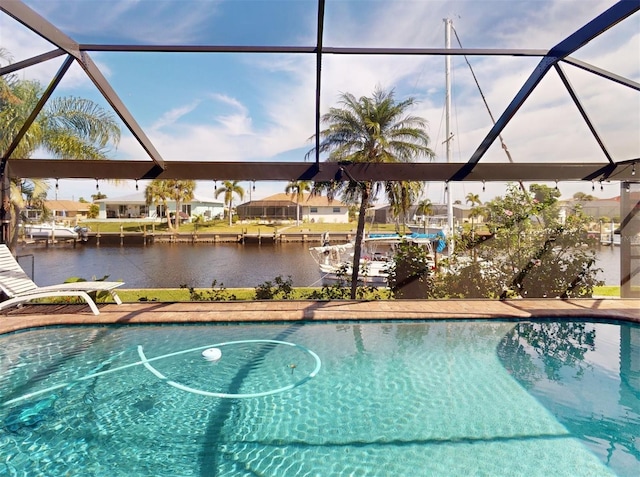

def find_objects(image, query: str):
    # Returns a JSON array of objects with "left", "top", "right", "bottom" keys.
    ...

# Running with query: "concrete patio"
[{"left": 1, "top": 298, "right": 638, "bottom": 335}]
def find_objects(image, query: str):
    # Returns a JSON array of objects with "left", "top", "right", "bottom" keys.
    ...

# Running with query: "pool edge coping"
[{"left": 1, "top": 298, "right": 638, "bottom": 335}]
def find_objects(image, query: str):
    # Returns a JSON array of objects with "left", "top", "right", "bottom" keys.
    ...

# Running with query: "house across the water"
[
  {"left": 25, "top": 200, "right": 91, "bottom": 224},
  {"left": 236, "top": 193, "right": 349, "bottom": 223},
  {"left": 94, "top": 193, "right": 225, "bottom": 222}
]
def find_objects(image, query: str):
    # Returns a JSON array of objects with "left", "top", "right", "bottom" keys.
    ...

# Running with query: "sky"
[{"left": 1, "top": 0, "right": 638, "bottom": 205}]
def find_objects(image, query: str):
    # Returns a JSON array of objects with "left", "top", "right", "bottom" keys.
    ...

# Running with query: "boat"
[
  {"left": 408, "top": 215, "right": 448, "bottom": 235},
  {"left": 309, "top": 233, "right": 443, "bottom": 286},
  {"left": 22, "top": 223, "right": 81, "bottom": 241}
]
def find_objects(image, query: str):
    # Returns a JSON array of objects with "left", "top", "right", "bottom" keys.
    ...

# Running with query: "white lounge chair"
[{"left": 0, "top": 244, "right": 123, "bottom": 315}]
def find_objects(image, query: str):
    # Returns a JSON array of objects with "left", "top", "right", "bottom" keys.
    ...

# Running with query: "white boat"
[
  {"left": 310, "top": 233, "right": 440, "bottom": 286},
  {"left": 310, "top": 242, "right": 372, "bottom": 285},
  {"left": 22, "top": 223, "right": 79, "bottom": 240},
  {"left": 408, "top": 215, "right": 448, "bottom": 235}
]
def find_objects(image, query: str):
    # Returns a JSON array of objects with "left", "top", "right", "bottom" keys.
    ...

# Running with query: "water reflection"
[
  {"left": 498, "top": 322, "right": 596, "bottom": 384},
  {"left": 497, "top": 322, "right": 640, "bottom": 476}
]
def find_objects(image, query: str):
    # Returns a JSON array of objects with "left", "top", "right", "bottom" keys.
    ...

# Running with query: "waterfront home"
[
  {"left": 25, "top": 200, "right": 91, "bottom": 224},
  {"left": 559, "top": 196, "right": 621, "bottom": 221},
  {"left": 94, "top": 192, "right": 225, "bottom": 222},
  {"left": 236, "top": 193, "right": 349, "bottom": 223}
]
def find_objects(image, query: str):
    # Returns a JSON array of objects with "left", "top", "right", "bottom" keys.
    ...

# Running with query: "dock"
[{"left": 21, "top": 231, "right": 356, "bottom": 246}]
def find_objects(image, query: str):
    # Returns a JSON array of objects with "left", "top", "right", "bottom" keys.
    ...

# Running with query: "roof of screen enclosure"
[{"left": 1, "top": 0, "right": 639, "bottom": 185}]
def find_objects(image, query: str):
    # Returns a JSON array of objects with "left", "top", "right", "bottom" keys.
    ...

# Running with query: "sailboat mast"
[{"left": 444, "top": 18, "right": 454, "bottom": 253}]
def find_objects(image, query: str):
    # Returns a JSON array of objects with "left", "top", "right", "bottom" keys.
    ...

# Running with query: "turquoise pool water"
[{"left": 0, "top": 320, "right": 638, "bottom": 476}]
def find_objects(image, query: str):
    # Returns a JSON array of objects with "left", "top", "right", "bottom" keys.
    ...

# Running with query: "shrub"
[
  {"left": 387, "top": 240, "right": 433, "bottom": 299},
  {"left": 179, "top": 280, "right": 237, "bottom": 301},
  {"left": 254, "top": 275, "right": 294, "bottom": 300}
]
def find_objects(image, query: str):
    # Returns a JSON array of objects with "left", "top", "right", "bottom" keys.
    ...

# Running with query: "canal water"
[
  {"left": 17, "top": 243, "right": 322, "bottom": 289},
  {"left": 16, "top": 242, "right": 621, "bottom": 289}
]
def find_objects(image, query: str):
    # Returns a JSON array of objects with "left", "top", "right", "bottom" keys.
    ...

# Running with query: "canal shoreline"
[{"left": 23, "top": 230, "right": 352, "bottom": 246}]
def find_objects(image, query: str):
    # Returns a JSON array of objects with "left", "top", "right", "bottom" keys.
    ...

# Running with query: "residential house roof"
[
  {"left": 94, "top": 192, "right": 223, "bottom": 205},
  {"left": 240, "top": 193, "right": 347, "bottom": 208},
  {"left": 44, "top": 200, "right": 91, "bottom": 213}
]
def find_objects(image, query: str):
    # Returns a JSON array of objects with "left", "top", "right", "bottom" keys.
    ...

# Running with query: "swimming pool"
[{"left": 1, "top": 320, "right": 638, "bottom": 476}]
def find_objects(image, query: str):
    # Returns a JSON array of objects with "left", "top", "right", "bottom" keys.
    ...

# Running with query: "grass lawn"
[
  {"left": 592, "top": 285, "right": 620, "bottom": 297},
  {"left": 114, "top": 286, "right": 620, "bottom": 303},
  {"left": 118, "top": 287, "right": 338, "bottom": 302},
  {"left": 118, "top": 288, "right": 257, "bottom": 302}
]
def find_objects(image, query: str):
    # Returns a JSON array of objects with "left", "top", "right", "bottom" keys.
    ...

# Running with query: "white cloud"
[
  {"left": 150, "top": 101, "right": 201, "bottom": 130},
  {"left": 209, "top": 94, "right": 253, "bottom": 135}
]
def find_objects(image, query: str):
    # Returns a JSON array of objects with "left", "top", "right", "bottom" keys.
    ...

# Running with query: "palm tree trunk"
[
  {"left": 350, "top": 184, "right": 370, "bottom": 299},
  {"left": 9, "top": 202, "right": 20, "bottom": 252},
  {"left": 163, "top": 200, "right": 174, "bottom": 232},
  {"left": 174, "top": 200, "right": 181, "bottom": 232},
  {"left": 228, "top": 199, "right": 233, "bottom": 226}
]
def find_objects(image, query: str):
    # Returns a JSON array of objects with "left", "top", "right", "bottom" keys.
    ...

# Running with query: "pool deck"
[{"left": 1, "top": 298, "right": 638, "bottom": 334}]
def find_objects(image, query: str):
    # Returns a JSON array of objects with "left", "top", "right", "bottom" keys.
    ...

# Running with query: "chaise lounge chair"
[{"left": 0, "top": 244, "right": 123, "bottom": 315}]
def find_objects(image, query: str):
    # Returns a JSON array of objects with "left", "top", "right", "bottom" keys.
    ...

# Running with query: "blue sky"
[{"left": 1, "top": 0, "right": 638, "bottom": 204}]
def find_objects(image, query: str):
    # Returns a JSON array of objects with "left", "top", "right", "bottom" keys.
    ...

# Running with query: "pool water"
[{"left": 0, "top": 321, "right": 638, "bottom": 476}]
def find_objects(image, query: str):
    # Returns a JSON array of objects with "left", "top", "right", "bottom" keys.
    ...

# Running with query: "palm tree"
[
  {"left": 468, "top": 206, "right": 485, "bottom": 244},
  {"left": 285, "top": 180, "right": 311, "bottom": 226},
  {"left": 465, "top": 192, "right": 483, "bottom": 236},
  {"left": 1, "top": 57, "right": 121, "bottom": 248},
  {"left": 308, "top": 88, "right": 434, "bottom": 298},
  {"left": 0, "top": 82, "right": 121, "bottom": 160},
  {"left": 416, "top": 198, "right": 433, "bottom": 218},
  {"left": 215, "top": 180, "right": 244, "bottom": 226},
  {"left": 466, "top": 193, "right": 481, "bottom": 208},
  {"left": 145, "top": 180, "right": 172, "bottom": 230},
  {"left": 414, "top": 198, "right": 434, "bottom": 232},
  {"left": 144, "top": 180, "right": 195, "bottom": 231},
  {"left": 168, "top": 180, "right": 196, "bottom": 231},
  {"left": 386, "top": 181, "right": 424, "bottom": 231}
]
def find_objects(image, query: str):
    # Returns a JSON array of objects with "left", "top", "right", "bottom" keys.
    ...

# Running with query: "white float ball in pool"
[{"left": 202, "top": 348, "right": 222, "bottom": 361}]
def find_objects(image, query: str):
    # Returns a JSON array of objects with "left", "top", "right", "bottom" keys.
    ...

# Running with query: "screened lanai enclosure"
[{"left": 0, "top": 0, "right": 639, "bottom": 297}]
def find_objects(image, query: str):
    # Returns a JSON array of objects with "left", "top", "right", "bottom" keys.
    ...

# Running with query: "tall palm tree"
[
  {"left": 308, "top": 88, "right": 434, "bottom": 298},
  {"left": 465, "top": 193, "right": 483, "bottom": 238},
  {"left": 414, "top": 198, "right": 434, "bottom": 232},
  {"left": 145, "top": 180, "right": 195, "bottom": 231},
  {"left": 466, "top": 193, "right": 481, "bottom": 208},
  {"left": 0, "top": 63, "right": 121, "bottom": 248},
  {"left": 168, "top": 180, "right": 196, "bottom": 231},
  {"left": 215, "top": 180, "right": 244, "bottom": 226},
  {"left": 145, "top": 180, "right": 172, "bottom": 230},
  {"left": 285, "top": 180, "right": 311, "bottom": 226},
  {"left": 416, "top": 198, "right": 434, "bottom": 218},
  {"left": 386, "top": 181, "right": 424, "bottom": 231},
  {"left": 468, "top": 204, "right": 485, "bottom": 222}
]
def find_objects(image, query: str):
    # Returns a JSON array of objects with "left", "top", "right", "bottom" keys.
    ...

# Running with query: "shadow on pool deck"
[{"left": 1, "top": 298, "right": 638, "bottom": 334}]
